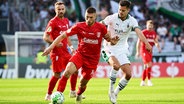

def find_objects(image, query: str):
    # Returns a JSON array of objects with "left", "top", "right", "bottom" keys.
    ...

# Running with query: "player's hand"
[
  {"left": 42, "top": 47, "right": 52, "bottom": 56},
  {"left": 70, "top": 47, "right": 75, "bottom": 55},
  {"left": 110, "top": 36, "right": 119, "bottom": 45},
  {"left": 146, "top": 43, "right": 152, "bottom": 53},
  {"left": 158, "top": 47, "right": 162, "bottom": 53}
]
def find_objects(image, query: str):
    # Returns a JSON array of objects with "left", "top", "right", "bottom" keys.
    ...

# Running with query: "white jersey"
[{"left": 102, "top": 13, "right": 139, "bottom": 55}]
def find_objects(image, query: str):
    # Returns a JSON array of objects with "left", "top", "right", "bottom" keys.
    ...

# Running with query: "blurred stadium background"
[{"left": 0, "top": 0, "right": 184, "bottom": 79}]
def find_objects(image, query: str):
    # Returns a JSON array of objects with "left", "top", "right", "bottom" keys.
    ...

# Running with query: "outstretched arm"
[
  {"left": 136, "top": 38, "right": 141, "bottom": 57},
  {"left": 42, "top": 32, "right": 67, "bottom": 56},
  {"left": 135, "top": 28, "right": 152, "bottom": 52}
]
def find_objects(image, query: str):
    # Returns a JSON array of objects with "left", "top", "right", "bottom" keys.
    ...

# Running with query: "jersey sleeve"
[
  {"left": 130, "top": 17, "right": 140, "bottom": 31},
  {"left": 102, "top": 15, "right": 112, "bottom": 25},
  {"left": 45, "top": 20, "right": 54, "bottom": 35},
  {"left": 101, "top": 24, "right": 108, "bottom": 36},
  {"left": 65, "top": 24, "right": 78, "bottom": 36}
]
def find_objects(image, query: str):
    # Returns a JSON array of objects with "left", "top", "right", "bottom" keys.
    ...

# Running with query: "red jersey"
[
  {"left": 45, "top": 16, "right": 70, "bottom": 57},
  {"left": 140, "top": 29, "right": 157, "bottom": 53},
  {"left": 65, "top": 22, "right": 107, "bottom": 63}
]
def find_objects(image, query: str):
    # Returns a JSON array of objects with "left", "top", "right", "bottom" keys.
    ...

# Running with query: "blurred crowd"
[{"left": 0, "top": 0, "right": 184, "bottom": 52}]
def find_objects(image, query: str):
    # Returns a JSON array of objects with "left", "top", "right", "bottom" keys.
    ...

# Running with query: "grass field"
[{"left": 0, "top": 78, "right": 184, "bottom": 104}]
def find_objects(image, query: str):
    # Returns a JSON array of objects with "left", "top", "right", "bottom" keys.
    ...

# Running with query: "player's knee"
[
  {"left": 63, "top": 71, "right": 72, "bottom": 78},
  {"left": 113, "top": 64, "right": 120, "bottom": 70},
  {"left": 53, "top": 72, "right": 60, "bottom": 78},
  {"left": 125, "top": 71, "right": 132, "bottom": 80}
]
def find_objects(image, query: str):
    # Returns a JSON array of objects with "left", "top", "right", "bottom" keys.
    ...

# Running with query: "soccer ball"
[{"left": 51, "top": 91, "right": 64, "bottom": 104}]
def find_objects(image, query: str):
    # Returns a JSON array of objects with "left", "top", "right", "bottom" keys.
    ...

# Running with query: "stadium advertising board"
[{"left": 0, "top": 63, "right": 183, "bottom": 78}]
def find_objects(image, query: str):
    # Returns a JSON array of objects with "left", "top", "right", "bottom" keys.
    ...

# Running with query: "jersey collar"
[{"left": 118, "top": 14, "right": 129, "bottom": 21}]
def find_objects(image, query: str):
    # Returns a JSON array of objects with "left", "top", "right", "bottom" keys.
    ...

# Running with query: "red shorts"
[
  {"left": 70, "top": 52, "right": 98, "bottom": 80},
  {"left": 50, "top": 54, "right": 71, "bottom": 73},
  {"left": 141, "top": 51, "right": 152, "bottom": 64}
]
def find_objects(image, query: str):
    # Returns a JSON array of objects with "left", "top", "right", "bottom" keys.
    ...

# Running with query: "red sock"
[
  {"left": 147, "top": 67, "right": 151, "bottom": 80},
  {"left": 48, "top": 76, "right": 59, "bottom": 94},
  {"left": 57, "top": 75, "right": 69, "bottom": 92},
  {"left": 142, "top": 69, "right": 146, "bottom": 81},
  {"left": 70, "top": 73, "right": 78, "bottom": 91},
  {"left": 77, "top": 86, "right": 86, "bottom": 95}
]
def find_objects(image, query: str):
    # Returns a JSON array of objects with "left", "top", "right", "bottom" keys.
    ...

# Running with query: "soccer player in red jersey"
[
  {"left": 43, "top": 1, "right": 78, "bottom": 100},
  {"left": 42, "top": 7, "right": 119, "bottom": 103},
  {"left": 136, "top": 20, "right": 161, "bottom": 86}
]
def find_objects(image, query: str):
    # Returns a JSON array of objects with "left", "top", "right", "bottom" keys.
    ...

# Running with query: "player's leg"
[
  {"left": 114, "top": 64, "right": 131, "bottom": 97},
  {"left": 76, "top": 67, "right": 94, "bottom": 104},
  {"left": 57, "top": 53, "right": 82, "bottom": 94},
  {"left": 45, "top": 56, "right": 62, "bottom": 100},
  {"left": 69, "top": 71, "right": 78, "bottom": 98},
  {"left": 146, "top": 62, "right": 153, "bottom": 86},
  {"left": 140, "top": 65, "right": 147, "bottom": 86},
  {"left": 108, "top": 56, "right": 120, "bottom": 93},
  {"left": 140, "top": 52, "right": 150, "bottom": 86},
  {"left": 101, "top": 50, "right": 118, "bottom": 94},
  {"left": 57, "top": 62, "right": 78, "bottom": 92},
  {"left": 76, "top": 77, "right": 89, "bottom": 104}
]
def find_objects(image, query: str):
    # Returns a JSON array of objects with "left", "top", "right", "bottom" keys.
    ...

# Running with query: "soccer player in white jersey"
[{"left": 101, "top": 0, "right": 152, "bottom": 103}]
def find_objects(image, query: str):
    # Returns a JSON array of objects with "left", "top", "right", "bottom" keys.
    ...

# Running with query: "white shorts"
[{"left": 101, "top": 49, "right": 130, "bottom": 65}]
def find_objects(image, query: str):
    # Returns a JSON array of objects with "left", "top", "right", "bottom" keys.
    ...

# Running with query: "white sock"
[
  {"left": 109, "top": 69, "right": 117, "bottom": 92},
  {"left": 114, "top": 78, "right": 129, "bottom": 95}
]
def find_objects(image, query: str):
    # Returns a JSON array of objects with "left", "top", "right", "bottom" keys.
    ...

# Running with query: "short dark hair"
[
  {"left": 86, "top": 7, "right": 96, "bottom": 13},
  {"left": 119, "top": 0, "right": 131, "bottom": 8},
  {"left": 55, "top": 0, "right": 64, "bottom": 6},
  {"left": 147, "top": 20, "right": 154, "bottom": 25}
]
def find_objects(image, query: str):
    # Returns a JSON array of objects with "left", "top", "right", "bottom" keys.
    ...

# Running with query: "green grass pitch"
[{"left": 0, "top": 78, "right": 184, "bottom": 104}]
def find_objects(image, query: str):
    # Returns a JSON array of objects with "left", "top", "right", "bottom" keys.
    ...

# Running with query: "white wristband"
[{"left": 69, "top": 45, "right": 74, "bottom": 49}]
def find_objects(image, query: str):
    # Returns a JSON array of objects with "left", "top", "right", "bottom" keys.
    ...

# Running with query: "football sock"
[
  {"left": 109, "top": 69, "right": 117, "bottom": 92},
  {"left": 70, "top": 73, "right": 78, "bottom": 91},
  {"left": 142, "top": 69, "right": 146, "bottom": 81},
  {"left": 57, "top": 75, "right": 68, "bottom": 92},
  {"left": 77, "top": 86, "right": 86, "bottom": 95},
  {"left": 147, "top": 67, "right": 151, "bottom": 80},
  {"left": 114, "top": 78, "right": 128, "bottom": 95},
  {"left": 48, "top": 76, "right": 59, "bottom": 94}
]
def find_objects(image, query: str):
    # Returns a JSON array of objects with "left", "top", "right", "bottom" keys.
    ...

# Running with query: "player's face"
[
  {"left": 55, "top": 4, "right": 66, "bottom": 18},
  {"left": 85, "top": 12, "right": 96, "bottom": 26},
  {"left": 147, "top": 23, "right": 154, "bottom": 30},
  {"left": 118, "top": 5, "right": 130, "bottom": 20}
]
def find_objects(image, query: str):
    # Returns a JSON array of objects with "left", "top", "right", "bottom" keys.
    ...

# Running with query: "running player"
[
  {"left": 101, "top": 0, "right": 152, "bottom": 103},
  {"left": 42, "top": 7, "right": 119, "bottom": 104}
]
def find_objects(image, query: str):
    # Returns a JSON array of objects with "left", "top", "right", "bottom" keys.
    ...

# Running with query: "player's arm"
[
  {"left": 135, "top": 28, "right": 152, "bottom": 52},
  {"left": 154, "top": 35, "right": 161, "bottom": 53},
  {"left": 42, "top": 32, "right": 67, "bottom": 56},
  {"left": 136, "top": 38, "right": 141, "bottom": 57},
  {"left": 104, "top": 32, "right": 119, "bottom": 45},
  {"left": 43, "top": 32, "right": 53, "bottom": 44}
]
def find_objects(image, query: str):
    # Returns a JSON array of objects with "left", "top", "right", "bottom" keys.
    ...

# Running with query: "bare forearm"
[
  {"left": 43, "top": 33, "right": 53, "bottom": 44},
  {"left": 136, "top": 39, "right": 141, "bottom": 53},
  {"left": 136, "top": 29, "right": 149, "bottom": 45}
]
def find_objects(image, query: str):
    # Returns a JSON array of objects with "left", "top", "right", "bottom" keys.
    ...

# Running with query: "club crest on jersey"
[
  {"left": 116, "top": 23, "right": 119, "bottom": 27},
  {"left": 46, "top": 26, "right": 52, "bottom": 32},
  {"left": 127, "top": 24, "right": 129, "bottom": 28},
  {"left": 97, "top": 32, "right": 101, "bottom": 38}
]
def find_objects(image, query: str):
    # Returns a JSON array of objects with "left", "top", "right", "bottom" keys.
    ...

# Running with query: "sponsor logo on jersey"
[
  {"left": 83, "top": 37, "right": 98, "bottom": 44},
  {"left": 97, "top": 32, "right": 101, "bottom": 38}
]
